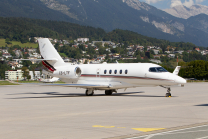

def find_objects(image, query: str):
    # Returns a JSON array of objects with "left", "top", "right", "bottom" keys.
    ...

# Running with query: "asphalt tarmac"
[{"left": 0, "top": 82, "right": 208, "bottom": 139}]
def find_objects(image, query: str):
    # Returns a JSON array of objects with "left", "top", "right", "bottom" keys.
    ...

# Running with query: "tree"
[
  {"left": 0, "top": 62, "right": 11, "bottom": 80},
  {"left": 95, "top": 42, "right": 102, "bottom": 48},
  {"left": 22, "top": 67, "right": 29, "bottom": 80},
  {"left": 30, "top": 37, "right": 35, "bottom": 43},
  {"left": 22, "top": 60, "right": 32, "bottom": 67},
  {"left": 98, "top": 46, "right": 105, "bottom": 55},
  {"left": 160, "top": 44, "right": 166, "bottom": 53},
  {"left": 27, "top": 75, "right": 31, "bottom": 81},
  {"left": 5, "top": 38, "right": 12, "bottom": 44}
]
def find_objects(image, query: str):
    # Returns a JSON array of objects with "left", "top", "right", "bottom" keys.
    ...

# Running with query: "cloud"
[
  {"left": 183, "top": 0, "right": 194, "bottom": 7},
  {"left": 170, "top": 0, "right": 195, "bottom": 8},
  {"left": 145, "top": 0, "right": 164, "bottom": 4},
  {"left": 196, "top": 0, "right": 205, "bottom": 3},
  {"left": 170, "top": 0, "right": 183, "bottom": 7}
]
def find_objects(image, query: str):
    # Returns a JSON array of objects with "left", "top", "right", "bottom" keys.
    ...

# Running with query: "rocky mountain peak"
[
  {"left": 164, "top": 4, "right": 208, "bottom": 19},
  {"left": 122, "top": 0, "right": 151, "bottom": 11}
]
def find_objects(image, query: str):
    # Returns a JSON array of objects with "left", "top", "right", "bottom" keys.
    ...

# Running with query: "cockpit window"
[
  {"left": 156, "top": 67, "right": 168, "bottom": 72},
  {"left": 149, "top": 67, "right": 168, "bottom": 72},
  {"left": 149, "top": 68, "right": 157, "bottom": 72}
]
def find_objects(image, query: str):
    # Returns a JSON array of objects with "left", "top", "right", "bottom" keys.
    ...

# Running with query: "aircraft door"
[{"left": 96, "top": 68, "right": 101, "bottom": 78}]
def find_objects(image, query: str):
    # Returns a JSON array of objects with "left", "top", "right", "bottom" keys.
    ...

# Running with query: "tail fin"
[
  {"left": 38, "top": 38, "right": 65, "bottom": 71},
  {"left": 173, "top": 66, "right": 181, "bottom": 75}
]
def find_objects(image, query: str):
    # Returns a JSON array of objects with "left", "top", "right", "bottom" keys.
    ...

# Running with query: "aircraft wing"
[
  {"left": 45, "top": 83, "right": 110, "bottom": 88},
  {"left": 23, "top": 81, "right": 136, "bottom": 89}
]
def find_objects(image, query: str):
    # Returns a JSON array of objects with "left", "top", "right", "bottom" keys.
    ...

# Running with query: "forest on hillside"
[{"left": 0, "top": 17, "right": 202, "bottom": 51}]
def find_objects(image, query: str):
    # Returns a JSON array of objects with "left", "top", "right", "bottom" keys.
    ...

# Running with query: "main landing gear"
[
  {"left": 85, "top": 89, "right": 117, "bottom": 96},
  {"left": 85, "top": 89, "right": 94, "bottom": 96},
  {"left": 105, "top": 90, "right": 117, "bottom": 95},
  {"left": 160, "top": 86, "right": 171, "bottom": 97}
]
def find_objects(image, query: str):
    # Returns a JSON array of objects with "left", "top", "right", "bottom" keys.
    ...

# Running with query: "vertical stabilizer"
[
  {"left": 173, "top": 66, "right": 181, "bottom": 75},
  {"left": 38, "top": 38, "right": 65, "bottom": 69}
]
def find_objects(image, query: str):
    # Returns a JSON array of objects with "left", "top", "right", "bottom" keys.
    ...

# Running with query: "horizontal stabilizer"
[{"left": 14, "top": 58, "right": 58, "bottom": 61}]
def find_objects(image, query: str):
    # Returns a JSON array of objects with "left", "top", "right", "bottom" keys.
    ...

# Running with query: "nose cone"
[{"left": 175, "top": 76, "right": 187, "bottom": 84}]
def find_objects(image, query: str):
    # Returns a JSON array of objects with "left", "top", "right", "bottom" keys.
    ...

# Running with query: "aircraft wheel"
[
  {"left": 85, "top": 90, "right": 94, "bottom": 96},
  {"left": 105, "top": 90, "right": 112, "bottom": 95},
  {"left": 166, "top": 93, "right": 171, "bottom": 97}
]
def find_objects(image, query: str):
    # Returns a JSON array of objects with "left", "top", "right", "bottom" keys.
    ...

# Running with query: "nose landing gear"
[
  {"left": 160, "top": 86, "right": 171, "bottom": 97},
  {"left": 166, "top": 87, "right": 171, "bottom": 97}
]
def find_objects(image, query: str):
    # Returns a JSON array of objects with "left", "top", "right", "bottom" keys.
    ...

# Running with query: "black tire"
[
  {"left": 105, "top": 90, "right": 112, "bottom": 95},
  {"left": 85, "top": 90, "right": 94, "bottom": 96},
  {"left": 166, "top": 93, "right": 171, "bottom": 97}
]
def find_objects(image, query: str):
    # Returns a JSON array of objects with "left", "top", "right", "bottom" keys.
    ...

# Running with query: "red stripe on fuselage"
[{"left": 81, "top": 74, "right": 173, "bottom": 81}]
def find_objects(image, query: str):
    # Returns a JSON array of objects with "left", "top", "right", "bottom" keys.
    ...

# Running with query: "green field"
[
  {"left": 15, "top": 80, "right": 65, "bottom": 84},
  {"left": 0, "top": 39, "right": 38, "bottom": 48},
  {"left": 16, "top": 81, "right": 40, "bottom": 83},
  {"left": 0, "top": 81, "right": 19, "bottom": 85}
]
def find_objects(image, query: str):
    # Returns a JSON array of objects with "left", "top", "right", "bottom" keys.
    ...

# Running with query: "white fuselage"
[{"left": 47, "top": 63, "right": 186, "bottom": 90}]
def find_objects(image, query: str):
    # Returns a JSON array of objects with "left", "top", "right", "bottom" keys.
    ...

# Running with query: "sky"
[{"left": 139, "top": 0, "right": 208, "bottom": 9}]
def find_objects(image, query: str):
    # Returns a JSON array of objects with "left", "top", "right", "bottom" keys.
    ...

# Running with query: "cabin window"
[
  {"left": 114, "top": 70, "right": 117, "bottom": 74},
  {"left": 109, "top": 70, "right": 112, "bottom": 74},
  {"left": 125, "top": 69, "right": 128, "bottom": 74},
  {"left": 104, "top": 70, "right": 107, "bottom": 74},
  {"left": 120, "top": 70, "right": 122, "bottom": 74}
]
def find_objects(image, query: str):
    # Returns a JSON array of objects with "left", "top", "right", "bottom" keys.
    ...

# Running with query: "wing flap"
[
  {"left": 48, "top": 84, "right": 109, "bottom": 88},
  {"left": 21, "top": 81, "right": 135, "bottom": 89}
]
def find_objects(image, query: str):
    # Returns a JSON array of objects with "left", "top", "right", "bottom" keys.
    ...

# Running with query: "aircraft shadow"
[
  {"left": 195, "top": 104, "right": 208, "bottom": 106},
  {"left": 6, "top": 91, "right": 172, "bottom": 99}
]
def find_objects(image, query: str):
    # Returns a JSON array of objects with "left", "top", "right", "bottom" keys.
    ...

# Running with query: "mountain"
[
  {"left": 0, "top": 17, "right": 106, "bottom": 43},
  {"left": 1, "top": 0, "right": 208, "bottom": 47},
  {"left": 0, "top": 17, "right": 199, "bottom": 51},
  {"left": 185, "top": 14, "right": 208, "bottom": 34},
  {"left": 164, "top": 4, "right": 208, "bottom": 19},
  {"left": 0, "top": 0, "right": 82, "bottom": 24}
]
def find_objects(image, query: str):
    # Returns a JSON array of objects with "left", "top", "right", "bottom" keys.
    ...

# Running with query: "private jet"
[{"left": 26, "top": 38, "right": 187, "bottom": 97}]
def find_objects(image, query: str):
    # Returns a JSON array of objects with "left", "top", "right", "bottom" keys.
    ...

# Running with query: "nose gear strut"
[{"left": 160, "top": 86, "right": 171, "bottom": 97}]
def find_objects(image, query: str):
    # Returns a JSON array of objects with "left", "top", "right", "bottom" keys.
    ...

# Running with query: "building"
[
  {"left": 77, "top": 38, "right": 89, "bottom": 42},
  {"left": 92, "top": 41, "right": 113, "bottom": 47},
  {"left": 29, "top": 71, "right": 42, "bottom": 80},
  {"left": 5, "top": 70, "right": 24, "bottom": 80},
  {"left": 152, "top": 49, "right": 160, "bottom": 55},
  {"left": 5, "top": 70, "right": 42, "bottom": 81},
  {"left": 2, "top": 53, "right": 12, "bottom": 59},
  {"left": 195, "top": 48, "right": 200, "bottom": 52},
  {"left": 168, "top": 54, "right": 175, "bottom": 58},
  {"left": 150, "top": 59, "right": 162, "bottom": 64}
]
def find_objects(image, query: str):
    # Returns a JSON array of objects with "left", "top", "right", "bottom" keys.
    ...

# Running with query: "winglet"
[{"left": 173, "top": 66, "right": 181, "bottom": 75}]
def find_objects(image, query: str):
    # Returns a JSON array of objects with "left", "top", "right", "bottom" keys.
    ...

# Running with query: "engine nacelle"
[{"left": 53, "top": 66, "right": 82, "bottom": 80}]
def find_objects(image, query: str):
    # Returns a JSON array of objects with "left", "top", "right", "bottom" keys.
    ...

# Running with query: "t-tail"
[
  {"left": 173, "top": 66, "right": 181, "bottom": 75},
  {"left": 38, "top": 38, "right": 65, "bottom": 72}
]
